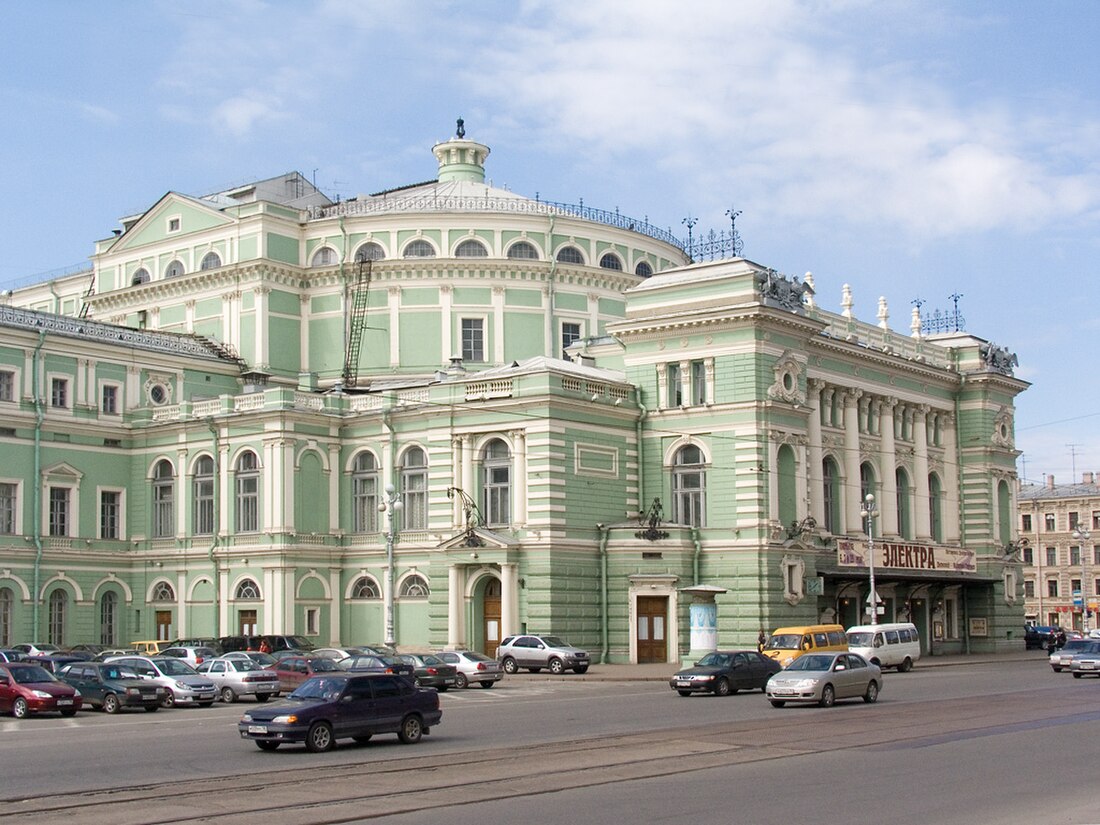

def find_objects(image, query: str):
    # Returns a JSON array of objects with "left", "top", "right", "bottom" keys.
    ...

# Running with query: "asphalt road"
[{"left": 2, "top": 659, "right": 1097, "bottom": 824}]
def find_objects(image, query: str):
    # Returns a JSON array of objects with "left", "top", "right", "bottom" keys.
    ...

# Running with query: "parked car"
[
  {"left": 128, "top": 640, "right": 174, "bottom": 656},
  {"left": 238, "top": 672, "right": 442, "bottom": 752},
  {"left": 196, "top": 657, "right": 281, "bottom": 703},
  {"left": 394, "top": 653, "right": 456, "bottom": 690},
  {"left": 57, "top": 661, "right": 164, "bottom": 713},
  {"left": 1068, "top": 643, "right": 1100, "bottom": 678},
  {"left": 313, "top": 646, "right": 386, "bottom": 660},
  {"left": 339, "top": 654, "right": 415, "bottom": 677},
  {"left": 105, "top": 655, "right": 217, "bottom": 707},
  {"left": 0, "top": 649, "right": 28, "bottom": 663},
  {"left": 270, "top": 656, "right": 346, "bottom": 693},
  {"left": 66, "top": 644, "right": 111, "bottom": 655},
  {"left": 30, "top": 654, "right": 86, "bottom": 674},
  {"left": 1025, "top": 625, "right": 1063, "bottom": 650},
  {"left": 437, "top": 650, "right": 504, "bottom": 688},
  {"left": 1049, "top": 639, "right": 1094, "bottom": 672},
  {"left": 670, "top": 650, "right": 781, "bottom": 696},
  {"left": 496, "top": 635, "right": 590, "bottom": 674},
  {"left": 222, "top": 651, "right": 279, "bottom": 668},
  {"left": 765, "top": 651, "right": 882, "bottom": 708},
  {"left": 0, "top": 662, "right": 83, "bottom": 718},
  {"left": 12, "top": 643, "right": 61, "bottom": 657},
  {"left": 159, "top": 646, "right": 218, "bottom": 667},
  {"left": 93, "top": 648, "right": 138, "bottom": 661}
]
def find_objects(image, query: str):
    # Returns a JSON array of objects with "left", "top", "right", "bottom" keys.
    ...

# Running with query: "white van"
[{"left": 846, "top": 623, "right": 920, "bottom": 672}]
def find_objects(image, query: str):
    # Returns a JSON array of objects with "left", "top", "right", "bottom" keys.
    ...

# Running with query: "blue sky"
[{"left": 2, "top": 0, "right": 1098, "bottom": 485}]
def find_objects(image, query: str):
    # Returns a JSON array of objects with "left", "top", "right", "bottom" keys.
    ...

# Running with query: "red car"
[
  {"left": 270, "top": 656, "right": 345, "bottom": 693},
  {"left": 0, "top": 662, "right": 83, "bottom": 718}
]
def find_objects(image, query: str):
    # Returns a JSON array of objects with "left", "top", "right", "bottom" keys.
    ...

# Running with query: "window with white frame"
[
  {"left": 666, "top": 363, "right": 682, "bottom": 407},
  {"left": 167, "top": 216, "right": 181, "bottom": 233},
  {"left": 99, "top": 591, "right": 118, "bottom": 646},
  {"left": 354, "top": 242, "right": 385, "bottom": 262},
  {"left": 0, "top": 587, "right": 11, "bottom": 646},
  {"left": 50, "top": 377, "right": 69, "bottom": 408},
  {"left": 164, "top": 260, "right": 185, "bottom": 278},
  {"left": 152, "top": 460, "right": 175, "bottom": 538},
  {"left": 152, "top": 581, "right": 175, "bottom": 601},
  {"left": 131, "top": 268, "right": 150, "bottom": 285},
  {"left": 403, "top": 239, "right": 436, "bottom": 258},
  {"left": 598, "top": 252, "right": 623, "bottom": 271},
  {"left": 306, "top": 607, "right": 320, "bottom": 636},
  {"left": 635, "top": 260, "right": 653, "bottom": 277},
  {"left": 0, "top": 482, "right": 15, "bottom": 534},
  {"left": 561, "top": 322, "right": 582, "bottom": 358},
  {"left": 235, "top": 451, "right": 260, "bottom": 533},
  {"left": 671, "top": 445, "right": 706, "bottom": 527},
  {"left": 352, "top": 452, "right": 379, "bottom": 533},
  {"left": 48, "top": 589, "right": 67, "bottom": 645},
  {"left": 193, "top": 455, "right": 215, "bottom": 535},
  {"left": 235, "top": 579, "right": 260, "bottom": 600},
  {"left": 100, "top": 384, "right": 119, "bottom": 414},
  {"left": 455, "top": 239, "right": 488, "bottom": 257},
  {"left": 1045, "top": 513, "right": 1055, "bottom": 531},
  {"left": 48, "top": 486, "right": 70, "bottom": 536},
  {"left": 399, "top": 574, "right": 430, "bottom": 598},
  {"left": 351, "top": 576, "right": 381, "bottom": 599},
  {"left": 400, "top": 448, "right": 428, "bottom": 530},
  {"left": 200, "top": 251, "right": 222, "bottom": 270},
  {"left": 0, "top": 370, "right": 14, "bottom": 402},
  {"left": 690, "top": 360, "right": 706, "bottom": 405},
  {"left": 507, "top": 241, "right": 539, "bottom": 260},
  {"left": 1071, "top": 546, "right": 1081, "bottom": 566},
  {"left": 311, "top": 247, "right": 337, "bottom": 266},
  {"left": 461, "top": 318, "right": 485, "bottom": 362},
  {"left": 556, "top": 246, "right": 584, "bottom": 264},
  {"left": 481, "top": 439, "right": 511, "bottom": 526},
  {"left": 100, "top": 490, "right": 121, "bottom": 540}
]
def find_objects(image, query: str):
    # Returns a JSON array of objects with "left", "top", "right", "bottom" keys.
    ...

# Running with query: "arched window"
[
  {"left": 99, "top": 591, "right": 118, "bottom": 646},
  {"left": 399, "top": 574, "right": 430, "bottom": 598},
  {"left": 164, "top": 260, "right": 185, "bottom": 278},
  {"left": 200, "top": 251, "right": 222, "bottom": 270},
  {"left": 311, "top": 247, "right": 337, "bottom": 266},
  {"left": 400, "top": 447, "right": 428, "bottom": 530},
  {"left": 152, "top": 460, "right": 175, "bottom": 538},
  {"left": 481, "top": 439, "right": 511, "bottom": 526},
  {"left": 48, "top": 589, "right": 67, "bottom": 646},
  {"left": 351, "top": 576, "right": 381, "bottom": 599},
  {"left": 152, "top": 581, "right": 175, "bottom": 602},
  {"left": 555, "top": 246, "right": 585, "bottom": 265},
  {"left": 131, "top": 268, "right": 150, "bottom": 286},
  {"left": 234, "top": 451, "right": 260, "bottom": 533},
  {"left": 193, "top": 455, "right": 215, "bottom": 535},
  {"left": 599, "top": 252, "right": 623, "bottom": 271},
  {"left": 822, "top": 457, "right": 840, "bottom": 533},
  {"left": 671, "top": 445, "right": 706, "bottom": 527},
  {"left": 896, "top": 468, "right": 912, "bottom": 539},
  {"left": 997, "top": 479, "right": 1012, "bottom": 545},
  {"left": 776, "top": 444, "right": 797, "bottom": 529},
  {"left": 403, "top": 239, "right": 436, "bottom": 258},
  {"left": 354, "top": 242, "right": 385, "bottom": 262},
  {"left": 860, "top": 462, "right": 877, "bottom": 502},
  {"left": 507, "top": 241, "right": 539, "bottom": 260},
  {"left": 235, "top": 578, "right": 261, "bottom": 600},
  {"left": 455, "top": 239, "right": 488, "bottom": 258},
  {"left": 352, "top": 452, "right": 379, "bottom": 533},
  {"left": 929, "top": 473, "right": 944, "bottom": 543},
  {"left": 635, "top": 261, "right": 654, "bottom": 277},
  {"left": 0, "top": 586, "right": 12, "bottom": 647}
]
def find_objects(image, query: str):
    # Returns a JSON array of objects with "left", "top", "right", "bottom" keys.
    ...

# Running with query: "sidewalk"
[{"left": 535, "top": 649, "right": 1046, "bottom": 682}]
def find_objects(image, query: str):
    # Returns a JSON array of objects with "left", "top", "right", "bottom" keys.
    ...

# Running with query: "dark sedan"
[
  {"left": 238, "top": 673, "right": 442, "bottom": 752},
  {"left": 394, "top": 654, "right": 456, "bottom": 690},
  {"left": 339, "top": 654, "right": 415, "bottom": 677},
  {"left": 670, "top": 649, "right": 782, "bottom": 696},
  {"left": 58, "top": 662, "right": 164, "bottom": 712}
]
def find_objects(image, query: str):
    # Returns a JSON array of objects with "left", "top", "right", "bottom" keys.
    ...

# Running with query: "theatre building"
[{"left": 0, "top": 128, "right": 1027, "bottom": 661}]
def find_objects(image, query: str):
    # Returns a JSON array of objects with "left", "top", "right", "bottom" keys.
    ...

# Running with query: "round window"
[
  {"left": 783, "top": 372, "right": 794, "bottom": 391},
  {"left": 149, "top": 384, "right": 168, "bottom": 405}
]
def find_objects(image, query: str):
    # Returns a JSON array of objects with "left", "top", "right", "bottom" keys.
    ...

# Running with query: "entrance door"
[
  {"left": 483, "top": 579, "right": 502, "bottom": 659},
  {"left": 155, "top": 610, "right": 173, "bottom": 641},
  {"left": 238, "top": 609, "right": 257, "bottom": 635},
  {"left": 636, "top": 596, "right": 667, "bottom": 663}
]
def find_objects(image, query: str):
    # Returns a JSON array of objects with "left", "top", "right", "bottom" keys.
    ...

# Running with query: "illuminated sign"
[{"left": 837, "top": 539, "right": 976, "bottom": 574}]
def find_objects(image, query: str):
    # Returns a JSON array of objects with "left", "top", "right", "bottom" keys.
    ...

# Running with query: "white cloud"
[{"left": 213, "top": 93, "right": 284, "bottom": 137}]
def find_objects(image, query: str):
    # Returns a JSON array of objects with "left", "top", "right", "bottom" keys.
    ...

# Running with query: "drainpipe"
[
  {"left": 546, "top": 215, "right": 556, "bottom": 356},
  {"left": 597, "top": 523, "right": 610, "bottom": 663},
  {"left": 207, "top": 420, "right": 221, "bottom": 638},
  {"left": 691, "top": 526, "right": 702, "bottom": 586},
  {"left": 31, "top": 330, "right": 46, "bottom": 641},
  {"left": 635, "top": 399, "right": 648, "bottom": 510}
]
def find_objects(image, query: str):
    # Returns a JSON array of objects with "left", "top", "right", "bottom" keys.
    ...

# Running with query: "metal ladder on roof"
[{"left": 342, "top": 258, "right": 372, "bottom": 388}]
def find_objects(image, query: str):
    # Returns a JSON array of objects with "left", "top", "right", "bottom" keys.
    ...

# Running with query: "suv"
[
  {"left": 496, "top": 635, "right": 590, "bottom": 675},
  {"left": 217, "top": 635, "right": 316, "bottom": 654},
  {"left": 1025, "top": 625, "right": 1063, "bottom": 650}
]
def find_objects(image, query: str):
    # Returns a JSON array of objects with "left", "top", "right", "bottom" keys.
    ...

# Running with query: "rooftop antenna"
[{"left": 1068, "top": 443, "right": 1082, "bottom": 482}]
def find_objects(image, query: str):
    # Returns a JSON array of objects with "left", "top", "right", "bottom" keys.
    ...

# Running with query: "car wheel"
[
  {"left": 548, "top": 658, "right": 566, "bottom": 675},
  {"left": 819, "top": 684, "right": 836, "bottom": 708},
  {"left": 103, "top": 693, "right": 120, "bottom": 714},
  {"left": 1073, "top": 672, "right": 1082, "bottom": 678},
  {"left": 677, "top": 689, "right": 692, "bottom": 697},
  {"left": 769, "top": 699, "right": 786, "bottom": 708},
  {"left": 60, "top": 709, "right": 77, "bottom": 717},
  {"left": 256, "top": 740, "right": 279, "bottom": 751},
  {"left": 255, "top": 694, "right": 270, "bottom": 703},
  {"left": 1052, "top": 666, "right": 1062, "bottom": 673},
  {"left": 12, "top": 698, "right": 29, "bottom": 719},
  {"left": 574, "top": 666, "right": 589, "bottom": 674},
  {"left": 714, "top": 678, "right": 731, "bottom": 697},
  {"left": 199, "top": 701, "right": 214, "bottom": 708},
  {"left": 479, "top": 681, "right": 494, "bottom": 688},
  {"left": 454, "top": 672, "right": 468, "bottom": 689},
  {"left": 353, "top": 735, "right": 372, "bottom": 744},
  {"left": 221, "top": 687, "right": 237, "bottom": 703},
  {"left": 501, "top": 657, "right": 519, "bottom": 675},
  {"left": 144, "top": 705, "right": 158, "bottom": 713},
  {"left": 898, "top": 657, "right": 913, "bottom": 673},
  {"left": 305, "top": 721, "right": 334, "bottom": 753},
  {"left": 399, "top": 714, "right": 423, "bottom": 744},
  {"left": 863, "top": 681, "right": 879, "bottom": 703},
  {"left": 161, "top": 690, "right": 175, "bottom": 709}
]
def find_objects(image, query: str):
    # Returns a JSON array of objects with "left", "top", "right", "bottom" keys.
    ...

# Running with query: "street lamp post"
[
  {"left": 380, "top": 483, "right": 403, "bottom": 649},
  {"left": 1073, "top": 524, "right": 1092, "bottom": 633},
  {"left": 861, "top": 493, "right": 879, "bottom": 626}
]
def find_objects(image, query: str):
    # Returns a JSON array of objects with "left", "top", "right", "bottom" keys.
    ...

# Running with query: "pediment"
[
  {"left": 41, "top": 461, "right": 84, "bottom": 481},
  {"left": 437, "top": 527, "right": 518, "bottom": 551},
  {"left": 108, "top": 192, "right": 236, "bottom": 253}
]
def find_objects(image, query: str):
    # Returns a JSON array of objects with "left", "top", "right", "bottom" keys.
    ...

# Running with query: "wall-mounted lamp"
[{"left": 470, "top": 552, "right": 479, "bottom": 560}]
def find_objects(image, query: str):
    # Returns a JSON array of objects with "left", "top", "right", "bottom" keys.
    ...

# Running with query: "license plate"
[
  {"left": 676, "top": 681, "right": 692, "bottom": 688},
  {"left": 56, "top": 699, "right": 73, "bottom": 706},
  {"left": 248, "top": 725, "right": 267, "bottom": 734}
]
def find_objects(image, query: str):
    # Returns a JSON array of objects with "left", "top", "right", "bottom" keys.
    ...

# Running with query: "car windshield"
[
  {"left": 156, "top": 658, "right": 197, "bottom": 676},
  {"left": 696, "top": 652, "right": 729, "bottom": 667},
  {"left": 101, "top": 667, "right": 140, "bottom": 680},
  {"left": 232, "top": 660, "right": 264, "bottom": 672},
  {"left": 764, "top": 634, "right": 802, "bottom": 650},
  {"left": 10, "top": 666, "right": 57, "bottom": 684},
  {"left": 420, "top": 655, "right": 442, "bottom": 665},
  {"left": 290, "top": 676, "right": 348, "bottom": 701},
  {"left": 540, "top": 636, "right": 568, "bottom": 647},
  {"left": 309, "top": 658, "right": 342, "bottom": 673},
  {"left": 847, "top": 632, "right": 874, "bottom": 646},
  {"left": 787, "top": 655, "right": 835, "bottom": 671},
  {"left": 287, "top": 636, "right": 315, "bottom": 650}
]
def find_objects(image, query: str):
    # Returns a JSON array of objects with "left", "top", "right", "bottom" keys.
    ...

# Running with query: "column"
[
  {"left": 500, "top": 562, "right": 520, "bottom": 640},
  {"left": 678, "top": 360, "right": 691, "bottom": 408},
  {"left": 461, "top": 434, "right": 475, "bottom": 499},
  {"left": 807, "top": 380, "right": 825, "bottom": 525},
  {"left": 327, "top": 443, "right": 341, "bottom": 532},
  {"left": 942, "top": 413, "right": 961, "bottom": 542},
  {"left": 880, "top": 399, "right": 899, "bottom": 538},
  {"left": 512, "top": 430, "right": 527, "bottom": 525},
  {"left": 328, "top": 568, "right": 341, "bottom": 645},
  {"left": 492, "top": 286, "right": 505, "bottom": 363},
  {"left": 542, "top": 285, "right": 553, "bottom": 359},
  {"left": 440, "top": 285, "right": 453, "bottom": 362},
  {"left": 656, "top": 365, "right": 668, "bottom": 410},
  {"left": 282, "top": 567, "right": 295, "bottom": 634},
  {"left": 843, "top": 388, "right": 863, "bottom": 534},
  {"left": 175, "top": 448, "right": 188, "bottom": 537},
  {"left": 218, "top": 441, "right": 231, "bottom": 535},
  {"left": 913, "top": 405, "right": 931, "bottom": 541},
  {"left": 22, "top": 347, "right": 33, "bottom": 400},
  {"left": 388, "top": 286, "right": 401, "bottom": 368},
  {"left": 76, "top": 358, "right": 88, "bottom": 407},
  {"left": 299, "top": 294, "right": 311, "bottom": 369},
  {"left": 587, "top": 291, "right": 600, "bottom": 336},
  {"left": 447, "top": 564, "right": 466, "bottom": 649},
  {"left": 265, "top": 567, "right": 278, "bottom": 634},
  {"left": 126, "top": 366, "right": 140, "bottom": 411},
  {"left": 281, "top": 440, "right": 295, "bottom": 533},
  {"left": 254, "top": 286, "right": 270, "bottom": 370},
  {"left": 185, "top": 300, "right": 196, "bottom": 334}
]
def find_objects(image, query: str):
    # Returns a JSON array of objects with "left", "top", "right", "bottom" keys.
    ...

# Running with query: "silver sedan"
[
  {"left": 765, "top": 652, "right": 882, "bottom": 708},
  {"left": 196, "top": 657, "right": 281, "bottom": 703},
  {"left": 437, "top": 650, "right": 504, "bottom": 689}
]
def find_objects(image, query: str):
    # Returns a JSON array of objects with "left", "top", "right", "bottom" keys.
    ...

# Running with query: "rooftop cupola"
[{"left": 432, "top": 118, "right": 490, "bottom": 183}]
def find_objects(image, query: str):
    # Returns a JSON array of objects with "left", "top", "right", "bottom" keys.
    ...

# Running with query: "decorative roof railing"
[
  {"left": 0, "top": 262, "right": 92, "bottom": 291},
  {"left": 811, "top": 306, "right": 950, "bottom": 370}
]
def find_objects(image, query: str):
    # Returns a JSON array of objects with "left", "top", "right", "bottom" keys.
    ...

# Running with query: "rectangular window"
[
  {"left": 690, "top": 360, "right": 706, "bottom": 405},
  {"left": 1095, "top": 578, "right": 1100, "bottom": 598},
  {"left": 101, "top": 385, "right": 119, "bottom": 414},
  {"left": 50, "top": 377, "right": 68, "bottom": 408},
  {"left": 1094, "top": 546, "right": 1100, "bottom": 566},
  {"left": 352, "top": 475, "right": 378, "bottom": 532},
  {"left": 1071, "top": 546, "right": 1081, "bottom": 566},
  {"left": 1071, "top": 578, "right": 1082, "bottom": 595},
  {"left": 193, "top": 476, "right": 215, "bottom": 535},
  {"left": 1021, "top": 514, "right": 1032, "bottom": 532},
  {"left": 1046, "top": 547, "right": 1057, "bottom": 567},
  {"left": 561, "top": 322, "right": 581, "bottom": 358},
  {"left": 401, "top": 470, "right": 428, "bottom": 530},
  {"left": 100, "top": 490, "right": 121, "bottom": 540},
  {"left": 1048, "top": 579, "right": 1059, "bottom": 598},
  {"left": 306, "top": 607, "right": 320, "bottom": 636},
  {"left": 1069, "top": 512, "right": 1080, "bottom": 529},
  {"left": 0, "top": 482, "right": 15, "bottom": 534},
  {"left": 0, "top": 370, "right": 14, "bottom": 402},
  {"left": 49, "top": 487, "right": 70, "bottom": 536},
  {"left": 1023, "top": 546, "right": 1034, "bottom": 565},
  {"left": 236, "top": 475, "right": 259, "bottom": 533},
  {"left": 1024, "top": 580, "right": 1035, "bottom": 598},
  {"left": 461, "top": 318, "right": 484, "bottom": 362},
  {"left": 1094, "top": 511, "right": 1100, "bottom": 530},
  {"left": 666, "top": 363, "right": 682, "bottom": 407}
]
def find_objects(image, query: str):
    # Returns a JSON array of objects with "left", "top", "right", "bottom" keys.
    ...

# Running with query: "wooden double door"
[{"left": 636, "top": 596, "right": 668, "bottom": 663}]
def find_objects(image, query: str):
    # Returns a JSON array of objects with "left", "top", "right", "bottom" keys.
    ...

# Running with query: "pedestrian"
[
  {"left": 259, "top": 638, "right": 272, "bottom": 654},
  {"left": 757, "top": 629, "right": 767, "bottom": 652}
]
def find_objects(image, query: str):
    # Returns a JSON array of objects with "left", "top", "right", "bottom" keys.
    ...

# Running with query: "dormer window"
[
  {"left": 403, "top": 239, "right": 436, "bottom": 258},
  {"left": 556, "top": 246, "right": 585, "bottom": 265},
  {"left": 507, "top": 241, "right": 539, "bottom": 260},
  {"left": 166, "top": 216, "right": 181, "bottom": 233},
  {"left": 599, "top": 253, "right": 623, "bottom": 271},
  {"left": 354, "top": 242, "right": 385, "bottom": 262},
  {"left": 635, "top": 261, "right": 654, "bottom": 277},
  {"left": 200, "top": 252, "right": 221, "bottom": 270},
  {"left": 131, "top": 268, "right": 150, "bottom": 286}
]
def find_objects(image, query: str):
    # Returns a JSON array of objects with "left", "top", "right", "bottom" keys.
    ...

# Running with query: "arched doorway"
[{"left": 482, "top": 578, "right": 502, "bottom": 658}]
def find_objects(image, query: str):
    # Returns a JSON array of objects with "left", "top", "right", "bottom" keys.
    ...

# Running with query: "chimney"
[
  {"left": 1047, "top": 475, "right": 1056, "bottom": 489},
  {"left": 1084, "top": 471, "right": 1095, "bottom": 485}
]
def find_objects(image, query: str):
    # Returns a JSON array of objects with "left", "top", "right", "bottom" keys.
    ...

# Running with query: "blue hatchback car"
[{"left": 238, "top": 672, "right": 442, "bottom": 752}]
